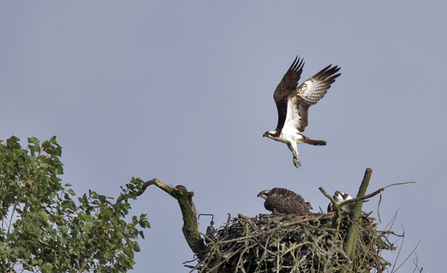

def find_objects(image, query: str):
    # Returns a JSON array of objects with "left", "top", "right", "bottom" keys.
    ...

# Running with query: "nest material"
[{"left": 189, "top": 212, "right": 397, "bottom": 273}]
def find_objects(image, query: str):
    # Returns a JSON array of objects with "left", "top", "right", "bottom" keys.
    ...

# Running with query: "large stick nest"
[{"left": 187, "top": 212, "right": 397, "bottom": 273}]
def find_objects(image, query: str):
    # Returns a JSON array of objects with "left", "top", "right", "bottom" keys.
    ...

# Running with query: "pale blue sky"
[{"left": 2, "top": 1, "right": 446, "bottom": 272}]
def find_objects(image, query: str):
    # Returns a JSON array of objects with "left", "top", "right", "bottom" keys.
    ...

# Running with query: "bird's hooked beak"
[{"left": 257, "top": 190, "right": 269, "bottom": 199}]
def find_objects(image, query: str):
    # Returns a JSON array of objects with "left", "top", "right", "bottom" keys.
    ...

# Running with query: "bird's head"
[
  {"left": 334, "top": 191, "right": 352, "bottom": 203},
  {"left": 257, "top": 190, "right": 270, "bottom": 200},
  {"left": 263, "top": 130, "right": 276, "bottom": 138},
  {"left": 333, "top": 191, "right": 344, "bottom": 203}
]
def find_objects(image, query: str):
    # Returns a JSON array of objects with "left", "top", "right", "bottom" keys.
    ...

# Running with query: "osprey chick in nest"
[
  {"left": 327, "top": 191, "right": 354, "bottom": 213},
  {"left": 263, "top": 56, "right": 341, "bottom": 168},
  {"left": 257, "top": 187, "right": 312, "bottom": 215}
]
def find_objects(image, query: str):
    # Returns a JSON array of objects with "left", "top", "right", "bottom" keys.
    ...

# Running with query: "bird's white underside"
[
  {"left": 283, "top": 94, "right": 302, "bottom": 134},
  {"left": 334, "top": 194, "right": 344, "bottom": 203}
]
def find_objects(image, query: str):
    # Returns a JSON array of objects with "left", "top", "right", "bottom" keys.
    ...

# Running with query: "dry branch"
[{"left": 116, "top": 178, "right": 207, "bottom": 258}]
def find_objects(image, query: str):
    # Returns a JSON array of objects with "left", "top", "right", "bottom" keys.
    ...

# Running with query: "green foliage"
[{"left": 0, "top": 136, "right": 150, "bottom": 272}]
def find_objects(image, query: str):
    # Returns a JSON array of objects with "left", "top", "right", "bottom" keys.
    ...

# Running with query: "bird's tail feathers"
[{"left": 304, "top": 139, "right": 326, "bottom": 146}]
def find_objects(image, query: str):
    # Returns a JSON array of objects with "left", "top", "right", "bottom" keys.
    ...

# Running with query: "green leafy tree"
[{"left": 0, "top": 136, "right": 150, "bottom": 272}]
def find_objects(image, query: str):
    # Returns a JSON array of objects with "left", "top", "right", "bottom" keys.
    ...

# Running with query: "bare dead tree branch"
[{"left": 116, "top": 178, "right": 207, "bottom": 258}]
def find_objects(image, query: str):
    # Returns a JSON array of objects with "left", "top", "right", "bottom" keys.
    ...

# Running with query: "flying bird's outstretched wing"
[
  {"left": 273, "top": 57, "right": 304, "bottom": 132},
  {"left": 284, "top": 64, "right": 341, "bottom": 132}
]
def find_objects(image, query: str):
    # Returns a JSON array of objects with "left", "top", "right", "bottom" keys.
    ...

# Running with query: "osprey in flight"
[
  {"left": 327, "top": 191, "right": 354, "bottom": 213},
  {"left": 263, "top": 57, "right": 341, "bottom": 168},
  {"left": 257, "top": 187, "right": 312, "bottom": 215}
]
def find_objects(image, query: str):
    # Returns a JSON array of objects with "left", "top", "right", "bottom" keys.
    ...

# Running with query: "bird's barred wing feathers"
[
  {"left": 285, "top": 64, "right": 341, "bottom": 132},
  {"left": 295, "top": 64, "right": 341, "bottom": 106},
  {"left": 265, "top": 195, "right": 310, "bottom": 214}
]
